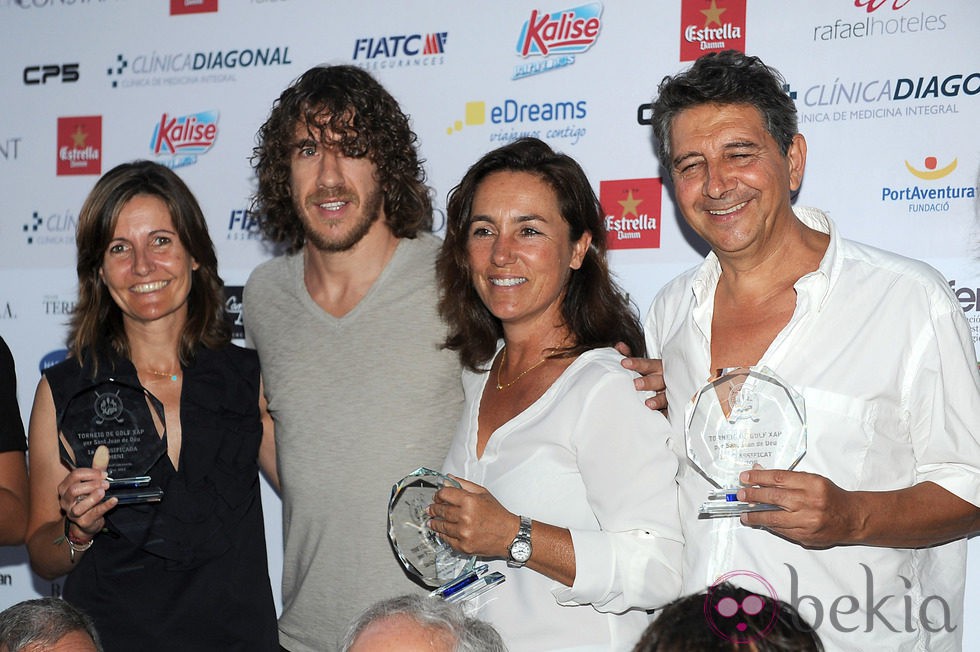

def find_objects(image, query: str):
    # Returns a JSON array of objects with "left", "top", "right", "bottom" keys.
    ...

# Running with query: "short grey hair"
[
  {"left": 651, "top": 50, "right": 798, "bottom": 172},
  {"left": 0, "top": 598, "right": 102, "bottom": 652},
  {"left": 340, "top": 594, "right": 507, "bottom": 652}
]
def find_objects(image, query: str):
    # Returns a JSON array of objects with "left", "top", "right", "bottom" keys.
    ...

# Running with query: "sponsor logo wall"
[{"left": 1, "top": 1, "right": 977, "bottom": 643}]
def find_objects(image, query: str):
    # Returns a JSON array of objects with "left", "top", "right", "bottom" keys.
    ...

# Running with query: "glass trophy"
[
  {"left": 685, "top": 367, "right": 806, "bottom": 517},
  {"left": 388, "top": 467, "right": 504, "bottom": 602},
  {"left": 58, "top": 378, "right": 167, "bottom": 505}
]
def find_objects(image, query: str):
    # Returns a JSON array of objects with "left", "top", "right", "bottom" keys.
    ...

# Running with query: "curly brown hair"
[
  {"left": 70, "top": 160, "right": 229, "bottom": 369},
  {"left": 437, "top": 138, "right": 645, "bottom": 372},
  {"left": 250, "top": 65, "right": 432, "bottom": 253}
]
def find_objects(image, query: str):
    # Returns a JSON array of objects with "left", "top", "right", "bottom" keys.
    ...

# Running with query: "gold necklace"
[
  {"left": 140, "top": 368, "right": 180, "bottom": 382},
  {"left": 495, "top": 347, "right": 547, "bottom": 391}
]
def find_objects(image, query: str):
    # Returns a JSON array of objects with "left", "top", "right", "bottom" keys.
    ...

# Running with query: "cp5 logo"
[{"left": 23, "top": 64, "right": 79, "bottom": 85}]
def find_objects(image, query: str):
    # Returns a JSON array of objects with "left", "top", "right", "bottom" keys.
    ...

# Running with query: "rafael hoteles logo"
[{"left": 57, "top": 116, "right": 102, "bottom": 176}]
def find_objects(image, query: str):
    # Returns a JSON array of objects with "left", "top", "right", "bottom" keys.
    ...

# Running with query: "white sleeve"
[
  {"left": 907, "top": 294, "right": 980, "bottom": 507},
  {"left": 550, "top": 368, "right": 683, "bottom": 612}
]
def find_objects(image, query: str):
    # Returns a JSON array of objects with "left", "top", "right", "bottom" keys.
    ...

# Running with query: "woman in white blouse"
[{"left": 430, "top": 138, "right": 683, "bottom": 652}]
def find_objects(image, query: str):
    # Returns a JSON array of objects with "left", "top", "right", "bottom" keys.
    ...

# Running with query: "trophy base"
[
  {"left": 429, "top": 563, "right": 506, "bottom": 603},
  {"left": 698, "top": 489, "right": 782, "bottom": 518},
  {"left": 105, "top": 476, "right": 164, "bottom": 505}
]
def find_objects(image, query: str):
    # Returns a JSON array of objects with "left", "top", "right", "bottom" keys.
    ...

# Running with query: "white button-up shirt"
[
  {"left": 645, "top": 207, "right": 980, "bottom": 651},
  {"left": 443, "top": 347, "right": 683, "bottom": 652}
]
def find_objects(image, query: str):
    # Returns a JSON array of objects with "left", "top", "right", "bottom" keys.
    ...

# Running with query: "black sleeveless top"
[{"left": 46, "top": 345, "right": 279, "bottom": 652}]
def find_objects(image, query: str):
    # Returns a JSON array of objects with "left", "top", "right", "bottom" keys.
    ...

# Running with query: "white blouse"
[{"left": 442, "top": 347, "right": 683, "bottom": 652}]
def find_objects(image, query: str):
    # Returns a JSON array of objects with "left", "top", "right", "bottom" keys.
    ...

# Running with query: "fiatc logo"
[
  {"left": 56, "top": 116, "right": 101, "bottom": 176},
  {"left": 680, "top": 0, "right": 746, "bottom": 62},
  {"left": 881, "top": 155, "right": 976, "bottom": 215},
  {"left": 513, "top": 3, "right": 602, "bottom": 80},
  {"left": 351, "top": 31, "right": 447, "bottom": 70},
  {"left": 227, "top": 208, "right": 261, "bottom": 241},
  {"left": 600, "top": 178, "right": 662, "bottom": 250},
  {"left": 171, "top": 0, "right": 218, "bottom": 14},
  {"left": 150, "top": 110, "right": 219, "bottom": 169},
  {"left": 446, "top": 98, "right": 588, "bottom": 146}
]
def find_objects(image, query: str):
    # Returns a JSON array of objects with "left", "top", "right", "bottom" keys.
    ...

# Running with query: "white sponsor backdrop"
[{"left": 0, "top": 0, "right": 977, "bottom": 645}]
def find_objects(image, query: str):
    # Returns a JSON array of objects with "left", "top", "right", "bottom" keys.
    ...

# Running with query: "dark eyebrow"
[
  {"left": 467, "top": 214, "right": 544, "bottom": 225},
  {"left": 724, "top": 140, "right": 760, "bottom": 151},
  {"left": 672, "top": 151, "right": 702, "bottom": 169}
]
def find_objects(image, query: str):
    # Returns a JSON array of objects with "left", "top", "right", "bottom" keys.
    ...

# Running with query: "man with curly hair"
[{"left": 244, "top": 65, "right": 464, "bottom": 652}]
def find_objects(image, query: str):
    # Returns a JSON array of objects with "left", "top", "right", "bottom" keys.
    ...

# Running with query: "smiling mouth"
[
  {"left": 132, "top": 280, "right": 169, "bottom": 293},
  {"left": 317, "top": 200, "right": 348, "bottom": 211},
  {"left": 490, "top": 277, "right": 527, "bottom": 287},
  {"left": 708, "top": 201, "right": 747, "bottom": 216}
]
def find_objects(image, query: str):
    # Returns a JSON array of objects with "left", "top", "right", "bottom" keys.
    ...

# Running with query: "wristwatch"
[{"left": 507, "top": 515, "right": 532, "bottom": 568}]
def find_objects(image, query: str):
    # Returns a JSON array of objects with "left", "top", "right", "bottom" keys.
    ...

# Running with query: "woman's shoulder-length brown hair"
[
  {"left": 70, "top": 160, "right": 229, "bottom": 368},
  {"left": 436, "top": 137, "right": 645, "bottom": 372}
]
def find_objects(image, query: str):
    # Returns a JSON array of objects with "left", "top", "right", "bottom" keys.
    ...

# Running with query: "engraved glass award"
[
  {"left": 388, "top": 468, "right": 504, "bottom": 602},
  {"left": 58, "top": 378, "right": 167, "bottom": 504},
  {"left": 685, "top": 367, "right": 806, "bottom": 517}
]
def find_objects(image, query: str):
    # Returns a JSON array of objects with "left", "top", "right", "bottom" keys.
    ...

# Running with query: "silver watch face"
[{"left": 510, "top": 538, "right": 532, "bottom": 563}]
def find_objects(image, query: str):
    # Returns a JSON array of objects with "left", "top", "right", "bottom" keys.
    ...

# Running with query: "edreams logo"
[
  {"left": 56, "top": 116, "right": 101, "bottom": 176},
  {"left": 171, "top": 0, "right": 218, "bottom": 14},
  {"left": 880, "top": 155, "right": 976, "bottom": 215},
  {"left": 150, "top": 110, "right": 219, "bottom": 169},
  {"left": 679, "top": 0, "right": 746, "bottom": 62},
  {"left": 513, "top": 3, "right": 602, "bottom": 80},
  {"left": 351, "top": 31, "right": 447, "bottom": 70},
  {"left": 107, "top": 45, "right": 291, "bottom": 89},
  {"left": 599, "top": 178, "right": 662, "bottom": 250},
  {"left": 446, "top": 98, "right": 588, "bottom": 146}
]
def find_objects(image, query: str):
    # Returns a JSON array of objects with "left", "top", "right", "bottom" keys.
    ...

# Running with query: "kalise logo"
[
  {"left": 600, "top": 178, "right": 662, "bottom": 250},
  {"left": 150, "top": 110, "right": 219, "bottom": 169},
  {"left": 56, "top": 116, "right": 101, "bottom": 176},
  {"left": 513, "top": 3, "right": 602, "bottom": 80},
  {"left": 680, "top": 0, "right": 746, "bottom": 62}
]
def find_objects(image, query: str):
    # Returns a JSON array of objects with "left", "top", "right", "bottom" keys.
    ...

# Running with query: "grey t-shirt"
[{"left": 244, "top": 233, "right": 463, "bottom": 652}]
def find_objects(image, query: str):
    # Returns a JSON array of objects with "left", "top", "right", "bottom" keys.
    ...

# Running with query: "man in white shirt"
[{"left": 644, "top": 50, "right": 980, "bottom": 651}]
